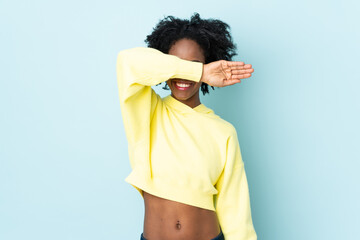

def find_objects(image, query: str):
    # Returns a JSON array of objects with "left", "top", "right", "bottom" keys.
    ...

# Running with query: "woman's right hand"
[{"left": 200, "top": 60, "right": 254, "bottom": 87}]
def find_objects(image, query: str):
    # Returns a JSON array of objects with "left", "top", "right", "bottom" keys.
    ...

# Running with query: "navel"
[{"left": 176, "top": 220, "right": 181, "bottom": 230}]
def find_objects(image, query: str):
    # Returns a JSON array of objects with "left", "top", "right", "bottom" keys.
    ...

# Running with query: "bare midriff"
[{"left": 142, "top": 190, "right": 221, "bottom": 240}]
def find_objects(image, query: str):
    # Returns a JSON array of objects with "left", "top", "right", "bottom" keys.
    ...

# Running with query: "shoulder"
[{"left": 204, "top": 111, "right": 238, "bottom": 139}]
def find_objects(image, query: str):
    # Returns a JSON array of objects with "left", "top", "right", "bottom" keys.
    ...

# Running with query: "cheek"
[
  {"left": 166, "top": 80, "right": 172, "bottom": 88},
  {"left": 194, "top": 82, "right": 202, "bottom": 91}
]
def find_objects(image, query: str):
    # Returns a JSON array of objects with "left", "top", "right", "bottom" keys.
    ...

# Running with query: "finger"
[
  {"left": 224, "top": 79, "right": 241, "bottom": 86},
  {"left": 227, "top": 61, "right": 245, "bottom": 67},
  {"left": 231, "top": 73, "right": 252, "bottom": 79},
  {"left": 232, "top": 69, "right": 254, "bottom": 75},
  {"left": 230, "top": 63, "right": 253, "bottom": 70}
]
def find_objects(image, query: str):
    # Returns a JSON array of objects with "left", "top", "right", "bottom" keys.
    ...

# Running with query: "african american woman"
[{"left": 116, "top": 13, "right": 257, "bottom": 240}]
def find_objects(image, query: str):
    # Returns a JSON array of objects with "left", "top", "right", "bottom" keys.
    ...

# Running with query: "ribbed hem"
[
  {"left": 173, "top": 60, "right": 203, "bottom": 82},
  {"left": 125, "top": 170, "right": 216, "bottom": 211}
]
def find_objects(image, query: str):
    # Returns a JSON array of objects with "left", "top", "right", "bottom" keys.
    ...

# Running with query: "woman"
[{"left": 116, "top": 13, "right": 257, "bottom": 240}]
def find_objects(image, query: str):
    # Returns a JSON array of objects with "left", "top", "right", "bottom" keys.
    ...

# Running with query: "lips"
[{"left": 173, "top": 80, "right": 193, "bottom": 90}]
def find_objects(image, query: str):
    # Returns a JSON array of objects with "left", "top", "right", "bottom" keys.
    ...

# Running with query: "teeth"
[{"left": 176, "top": 82, "right": 191, "bottom": 88}]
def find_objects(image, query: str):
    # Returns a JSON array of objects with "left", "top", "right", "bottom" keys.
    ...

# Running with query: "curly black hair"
[{"left": 144, "top": 13, "right": 237, "bottom": 95}]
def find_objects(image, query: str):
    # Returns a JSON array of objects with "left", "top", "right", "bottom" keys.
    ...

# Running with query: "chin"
[{"left": 172, "top": 93, "right": 192, "bottom": 101}]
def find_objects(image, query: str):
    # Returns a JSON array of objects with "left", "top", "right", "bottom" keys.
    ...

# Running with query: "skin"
[
  {"left": 165, "top": 38, "right": 254, "bottom": 108},
  {"left": 143, "top": 38, "right": 254, "bottom": 240},
  {"left": 166, "top": 38, "right": 205, "bottom": 108}
]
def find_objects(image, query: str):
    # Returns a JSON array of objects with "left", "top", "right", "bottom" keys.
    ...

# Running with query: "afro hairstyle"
[{"left": 144, "top": 12, "right": 237, "bottom": 95}]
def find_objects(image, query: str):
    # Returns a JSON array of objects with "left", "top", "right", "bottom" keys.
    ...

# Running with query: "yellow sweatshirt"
[{"left": 116, "top": 47, "right": 257, "bottom": 240}]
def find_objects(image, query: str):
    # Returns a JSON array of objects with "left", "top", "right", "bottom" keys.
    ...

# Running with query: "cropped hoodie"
[{"left": 116, "top": 47, "right": 257, "bottom": 240}]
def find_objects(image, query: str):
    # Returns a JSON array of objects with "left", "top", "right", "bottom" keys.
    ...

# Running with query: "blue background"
[{"left": 1, "top": 0, "right": 359, "bottom": 239}]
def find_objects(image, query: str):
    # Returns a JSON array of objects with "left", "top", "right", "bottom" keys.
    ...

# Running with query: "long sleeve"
[
  {"left": 214, "top": 130, "right": 257, "bottom": 240},
  {"left": 116, "top": 47, "right": 203, "bottom": 180}
]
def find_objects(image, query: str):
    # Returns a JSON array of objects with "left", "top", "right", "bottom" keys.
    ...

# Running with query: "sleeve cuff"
[{"left": 173, "top": 59, "right": 203, "bottom": 82}]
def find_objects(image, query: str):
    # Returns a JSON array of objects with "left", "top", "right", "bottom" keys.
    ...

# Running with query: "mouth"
[{"left": 172, "top": 80, "right": 194, "bottom": 91}]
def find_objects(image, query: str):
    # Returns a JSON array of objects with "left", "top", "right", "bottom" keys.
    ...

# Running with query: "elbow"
[
  {"left": 117, "top": 47, "right": 148, "bottom": 58},
  {"left": 117, "top": 47, "right": 145, "bottom": 66},
  {"left": 117, "top": 49, "right": 131, "bottom": 64}
]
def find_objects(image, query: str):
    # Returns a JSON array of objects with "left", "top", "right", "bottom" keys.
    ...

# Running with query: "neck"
[{"left": 171, "top": 92, "right": 201, "bottom": 109}]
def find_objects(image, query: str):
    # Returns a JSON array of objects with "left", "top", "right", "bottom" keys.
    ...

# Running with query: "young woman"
[{"left": 116, "top": 13, "right": 257, "bottom": 240}]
